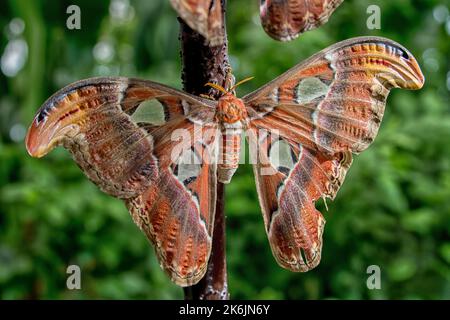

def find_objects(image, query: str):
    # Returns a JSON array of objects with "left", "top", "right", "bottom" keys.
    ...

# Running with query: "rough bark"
[{"left": 179, "top": 1, "right": 230, "bottom": 300}]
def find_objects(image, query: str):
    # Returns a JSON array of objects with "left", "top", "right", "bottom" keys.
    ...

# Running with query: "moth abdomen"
[{"left": 218, "top": 128, "right": 242, "bottom": 184}]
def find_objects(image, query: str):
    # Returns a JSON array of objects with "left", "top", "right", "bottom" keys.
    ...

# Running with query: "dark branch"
[
  {"left": 179, "top": 1, "right": 230, "bottom": 300},
  {"left": 179, "top": 27, "right": 229, "bottom": 98}
]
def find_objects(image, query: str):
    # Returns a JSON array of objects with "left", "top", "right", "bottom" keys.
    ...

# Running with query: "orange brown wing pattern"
[
  {"left": 260, "top": 0, "right": 344, "bottom": 41},
  {"left": 247, "top": 128, "right": 352, "bottom": 271},
  {"left": 244, "top": 37, "right": 424, "bottom": 271},
  {"left": 126, "top": 127, "right": 218, "bottom": 285},
  {"left": 171, "top": 0, "right": 224, "bottom": 46},
  {"left": 26, "top": 77, "right": 219, "bottom": 286}
]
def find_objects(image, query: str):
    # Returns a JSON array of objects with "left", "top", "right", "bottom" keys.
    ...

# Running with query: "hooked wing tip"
[
  {"left": 25, "top": 114, "right": 59, "bottom": 158},
  {"left": 408, "top": 58, "right": 425, "bottom": 90},
  {"left": 396, "top": 41, "right": 425, "bottom": 90},
  {"left": 25, "top": 122, "right": 45, "bottom": 158},
  {"left": 358, "top": 36, "right": 425, "bottom": 90}
]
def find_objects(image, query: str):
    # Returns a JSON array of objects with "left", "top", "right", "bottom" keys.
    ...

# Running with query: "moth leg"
[{"left": 200, "top": 93, "right": 217, "bottom": 100}]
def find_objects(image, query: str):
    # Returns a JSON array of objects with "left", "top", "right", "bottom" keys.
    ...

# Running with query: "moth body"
[{"left": 216, "top": 93, "right": 247, "bottom": 183}]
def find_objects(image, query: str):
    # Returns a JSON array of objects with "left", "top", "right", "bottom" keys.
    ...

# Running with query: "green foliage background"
[{"left": 0, "top": 0, "right": 449, "bottom": 299}]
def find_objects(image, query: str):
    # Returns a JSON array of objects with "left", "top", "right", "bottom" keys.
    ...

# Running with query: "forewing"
[
  {"left": 26, "top": 77, "right": 219, "bottom": 286},
  {"left": 245, "top": 37, "right": 424, "bottom": 271},
  {"left": 171, "top": 0, "right": 224, "bottom": 46},
  {"left": 245, "top": 37, "right": 424, "bottom": 155},
  {"left": 260, "top": 0, "right": 344, "bottom": 41}
]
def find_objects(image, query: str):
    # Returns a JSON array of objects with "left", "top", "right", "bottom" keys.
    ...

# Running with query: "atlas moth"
[{"left": 26, "top": 37, "right": 424, "bottom": 286}]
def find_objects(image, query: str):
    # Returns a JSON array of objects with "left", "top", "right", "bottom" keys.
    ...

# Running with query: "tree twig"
[{"left": 179, "top": 0, "right": 230, "bottom": 300}]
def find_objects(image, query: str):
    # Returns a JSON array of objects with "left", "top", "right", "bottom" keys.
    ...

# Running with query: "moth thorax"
[
  {"left": 216, "top": 94, "right": 247, "bottom": 124},
  {"left": 218, "top": 128, "right": 242, "bottom": 184}
]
